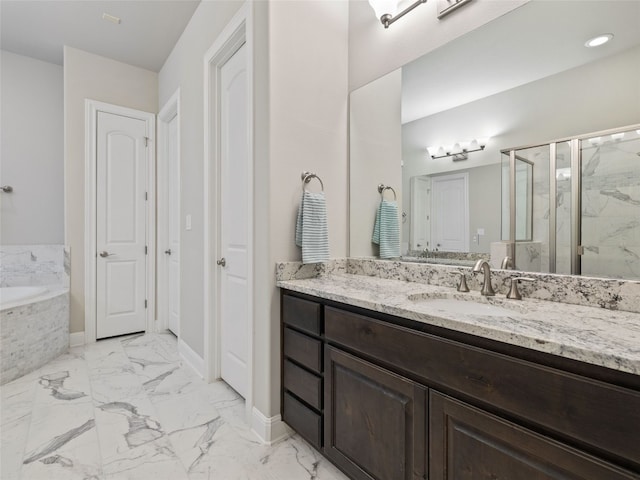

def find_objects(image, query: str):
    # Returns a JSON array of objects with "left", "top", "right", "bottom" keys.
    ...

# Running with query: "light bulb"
[
  {"left": 611, "top": 133, "right": 625, "bottom": 141},
  {"left": 585, "top": 34, "right": 613, "bottom": 48}
]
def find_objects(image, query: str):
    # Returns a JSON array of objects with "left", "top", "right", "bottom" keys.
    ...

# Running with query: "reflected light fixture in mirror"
[
  {"left": 369, "top": 0, "right": 427, "bottom": 28},
  {"left": 427, "top": 138, "right": 489, "bottom": 161}
]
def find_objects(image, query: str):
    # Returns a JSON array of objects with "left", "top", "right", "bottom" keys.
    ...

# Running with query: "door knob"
[
  {"left": 99, "top": 251, "right": 114, "bottom": 258},
  {"left": 216, "top": 258, "right": 226, "bottom": 267},
  {"left": 165, "top": 249, "right": 172, "bottom": 255}
]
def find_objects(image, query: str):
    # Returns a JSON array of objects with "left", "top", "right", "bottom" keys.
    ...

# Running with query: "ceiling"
[
  {"left": 401, "top": 0, "right": 640, "bottom": 124},
  {"left": 0, "top": 0, "right": 201, "bottom": 72}
]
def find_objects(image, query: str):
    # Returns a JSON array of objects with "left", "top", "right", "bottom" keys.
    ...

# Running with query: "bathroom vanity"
[{"left": 278, "top": 272, "right": 640, "bottom": 480}]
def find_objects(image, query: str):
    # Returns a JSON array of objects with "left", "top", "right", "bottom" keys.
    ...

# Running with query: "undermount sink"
[{"left": 407, "top": 292, "right": 526, "bottom": 317}]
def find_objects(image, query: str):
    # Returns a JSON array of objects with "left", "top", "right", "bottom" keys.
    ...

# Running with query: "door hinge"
[
  {"left": 144, "top": 137, "right": 149, "bottom": 147},
  {"left": 145, "top": 192, "right": 148, "bottom": 201},
  {"left": 145, "top": 246, "right": 148, "bottom": 255},
  {"left": 145, "top": 299, "right": 148, "bottom": 309},
  {"left": 577, "top": 245, "right": 585, "bottom": 255}
]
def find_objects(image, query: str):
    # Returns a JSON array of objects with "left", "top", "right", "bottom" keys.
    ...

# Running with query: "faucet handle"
[
  {"left": 456, "top": 272, "right": 469, "bottom": 292},
  {"left": 506, "top": 277, "right": 535, "bottom": 300}
]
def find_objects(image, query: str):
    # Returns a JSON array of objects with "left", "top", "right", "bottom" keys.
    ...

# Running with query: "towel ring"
[
  {"left": 301, "top": 171, "right": 324, "bottom": 192},
  {"left": 378, "top": 183, "right": 397, "bottom": 200}
]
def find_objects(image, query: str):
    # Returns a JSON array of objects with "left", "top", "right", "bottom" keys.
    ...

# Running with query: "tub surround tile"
[
  {"left": 0, "top": 245, "right": 69, "bottom": 288},
  {"left": 1, "top": 290, "right": 69, "bottom": 385},
  {"left": 276, "top": 267, "right": 640, "bottom": 375}
]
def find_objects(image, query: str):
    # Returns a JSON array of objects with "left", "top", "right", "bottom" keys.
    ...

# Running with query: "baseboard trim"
[
  {"left": 69, "top": 331, "right": 85, "bottom": 347},
  {"left": 178, "top": 338, "right": 205, "bottom": 378},
  {"left": 251, "top": 407, "right": 292, "bottom": 445}
]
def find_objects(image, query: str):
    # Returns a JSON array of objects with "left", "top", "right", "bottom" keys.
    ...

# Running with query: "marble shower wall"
[
  {"left": 581, "top": 139, "right": 640, "bottom": 280},
  {"left": 0, "top": 245, "right": 70, "bottom": 287}
]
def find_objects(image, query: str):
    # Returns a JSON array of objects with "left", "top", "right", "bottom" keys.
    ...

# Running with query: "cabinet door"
[
  {"left": 324, "top": 346, "right": 426, "bottom": 480},
  {"left": 429, "top": 391, "right": 637, "bottom": 480}
]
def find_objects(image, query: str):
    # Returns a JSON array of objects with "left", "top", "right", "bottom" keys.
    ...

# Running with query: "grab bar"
[
  {"left": 301, "top": 171, "right": 324, "bottom": 191},
  {"left": 378, "top": 183, "right": 397, "bottom": 200}
]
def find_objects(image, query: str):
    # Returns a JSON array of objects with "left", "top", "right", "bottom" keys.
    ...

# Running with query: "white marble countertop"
[{"left": 277, "top": 273, "right": 640, "bottom": 376}]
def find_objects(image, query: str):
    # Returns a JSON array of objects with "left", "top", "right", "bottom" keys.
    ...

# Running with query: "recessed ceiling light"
[
  {"left": 102, "top": 13, "right": 121, "bottom": 25},
  {"left": 585, "top": 33, "right": 613, "bottom": 48}
]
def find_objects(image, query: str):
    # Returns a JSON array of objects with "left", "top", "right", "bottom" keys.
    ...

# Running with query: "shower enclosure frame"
[{"left": 502, "top": 123, "right": 640, "bottom": 276}]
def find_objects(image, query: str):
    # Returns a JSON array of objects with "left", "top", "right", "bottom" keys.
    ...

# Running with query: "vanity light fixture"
[
  {"left": 369, "top": 0, "right": 427, "bottom": 28},
  {"left": 427, "top": 138, "right": 488, "bottom": 161},
  {"left": 584, "top": 33, "right": 613, "bottom": 48}
]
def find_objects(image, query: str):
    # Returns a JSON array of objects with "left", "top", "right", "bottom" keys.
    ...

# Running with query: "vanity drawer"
[
  {"left": 324, "top": 306, "right": 640, "bottom": 467},
  {"left": 284, "top": 359, "right": 322, "bottom": 410},
  {"left": 284, "top": 327, "right": 323, "bottom": 373},
  {"left": 282, "top": 294, "right": 322, "bottom": 336},
  {"left": 283, "top": 392, "right": 322, "bottom": 449}
]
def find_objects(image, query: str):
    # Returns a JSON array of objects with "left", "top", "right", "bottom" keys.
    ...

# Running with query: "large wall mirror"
[{"left": 349, "top": 0, "right": 640, "bottom": 279}]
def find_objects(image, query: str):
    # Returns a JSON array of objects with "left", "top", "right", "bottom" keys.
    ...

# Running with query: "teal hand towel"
[
  {"left": 295, "top": 191, "right": 329, "bottom": 264},
  {"left": 372, "top": 199, "right": 400, "bottom": 259}
]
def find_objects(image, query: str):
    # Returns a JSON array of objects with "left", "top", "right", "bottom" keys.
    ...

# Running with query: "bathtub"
[
  {"left": 0, "top": 285, "right": 69, "bottom": 385},
  {"left": 1, "top": 286, "right": 51, "bottom": 308}
]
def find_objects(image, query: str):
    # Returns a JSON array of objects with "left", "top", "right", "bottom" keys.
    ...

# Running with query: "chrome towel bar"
[
  {"left": 378, "top": 183, "right": 397, "bottom": 200},
  {"left": 301, "top": 171, "right": 324, "bottom": 191}
]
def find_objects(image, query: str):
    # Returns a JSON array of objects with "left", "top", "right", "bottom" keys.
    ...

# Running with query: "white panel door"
[
  {"left": 165, "top": 114, "right": 180, "bottom": 335},
  {"left": 410, "top": 176, "right": 431, "bottom": 251},
  {"left": 431, "top": 172, "right": 469, "bottom": 252},
  {"left": 219, "top": 43, "right": 249, "bottom": 398},
  {"left": 96, "top": 111, "right": 147, "bottom": 339}
]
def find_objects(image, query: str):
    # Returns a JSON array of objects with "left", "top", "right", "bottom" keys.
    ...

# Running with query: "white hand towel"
[{"left": 296, "top": 191, "right": 329, "bottom": 264}]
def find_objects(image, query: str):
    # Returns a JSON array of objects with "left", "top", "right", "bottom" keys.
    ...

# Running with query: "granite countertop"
[{"left": 277, "top": 273, "right": 640, "bottom": 376}]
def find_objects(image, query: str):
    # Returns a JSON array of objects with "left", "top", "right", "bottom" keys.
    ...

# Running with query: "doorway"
[
  {"left": 85, "top": 100, "right": 156, "bottom": 342},
  {"left": 431, "top": 172, "right": 470, "bottom": 252},
  {"left": 203, "top": 1, "right": 254, "bottom": 414},
  {"left": 158, "top": 90, "right": 181, "bottom": 336}
]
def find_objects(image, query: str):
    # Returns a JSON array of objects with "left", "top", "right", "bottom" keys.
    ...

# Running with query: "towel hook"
[
  {"left": 377, "top": 183, "right": 397, "bottom": 200},
  {"left": 301, "top": 171, "right": 324, "bottom": 192}
]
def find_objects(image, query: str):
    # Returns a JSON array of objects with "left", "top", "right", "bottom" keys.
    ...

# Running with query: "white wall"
[
  {"left": 64, "top": 46, "right": 158, "bottom": 334},
  {"left": 349, "top": 68, "right": 402, "bottom": 257},
  {"left": 1, "top": 51, "right": 64, "bottom": 245},
  {"left": 348, "top": 0, "right": 528, "bottom": 91},
  {"left": 264, "top": 0, "right": 349, "bottom": 416},
  {"left": 158, "top": 0, "right": 348, "bottom": 422},
  {"left": 158, "top": 0, "right": 243, "bottom": 359}
]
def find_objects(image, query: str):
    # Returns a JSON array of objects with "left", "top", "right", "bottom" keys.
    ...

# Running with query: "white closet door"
[
  {"left": 219, "top": 43, "right": 249, "bottom": 397},
  {"left": 96, "top": 111, "right": 147, "bottom": 339}
]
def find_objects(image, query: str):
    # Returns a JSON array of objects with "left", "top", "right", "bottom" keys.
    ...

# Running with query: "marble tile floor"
[{"left": 0, "top": 332, "right": 349, "bottom": 480}]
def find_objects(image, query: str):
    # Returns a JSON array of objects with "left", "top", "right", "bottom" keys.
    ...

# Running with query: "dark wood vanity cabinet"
[
  {"left": 280, "top": 290, "right": 640, "bottom": 480},
  {"left": 324, "top": 345, "right": 426, "bottom": 480},
  {"left": 281, "top": 294, "right": 324, "bottom": 449},
  {"left": 429, "top": 392, "right": 636, "bottom": 480}
]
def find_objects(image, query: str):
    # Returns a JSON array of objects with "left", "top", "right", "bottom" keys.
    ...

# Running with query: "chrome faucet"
[
  {"left": 472, "top": 259, "right": 495, "bottom": 296},
  {"left": 500, "top": 256, "right": 514, "bottom": 269}
]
